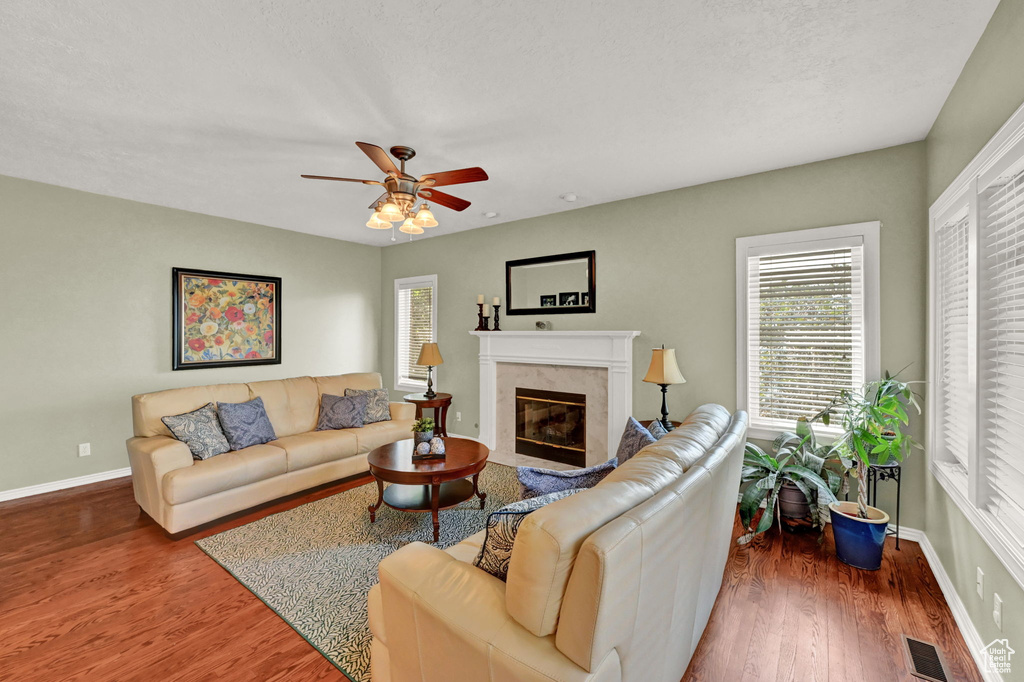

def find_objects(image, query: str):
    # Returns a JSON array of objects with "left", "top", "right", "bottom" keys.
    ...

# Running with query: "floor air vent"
[{"left": 902, "top": 635, "right": 950, "bottom": 682}]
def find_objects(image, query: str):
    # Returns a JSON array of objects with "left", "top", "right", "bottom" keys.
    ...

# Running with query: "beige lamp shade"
[
  {"left": 416, "top": 342, "right": 444, "bottom": 366},
  {"left": 642, "top": 347, "right": 686, "bottom": 385}
]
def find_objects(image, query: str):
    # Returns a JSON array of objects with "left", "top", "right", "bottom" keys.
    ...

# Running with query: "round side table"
[{"left": 403, "top": 392, "right": 452, "bottom": 437}]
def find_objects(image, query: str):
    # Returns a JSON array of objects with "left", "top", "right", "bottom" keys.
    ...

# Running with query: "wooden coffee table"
[{"left": 367, "top": 437, "right": 489, "bottom": 542}]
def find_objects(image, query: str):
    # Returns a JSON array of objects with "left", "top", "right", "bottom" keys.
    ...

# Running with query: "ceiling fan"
[{"left": 301, "top": 142, "right": 489, "bottom": 235}]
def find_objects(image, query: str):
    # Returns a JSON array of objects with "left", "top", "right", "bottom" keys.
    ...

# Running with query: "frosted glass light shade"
[
  {"left": 378, "top": 202, "right": 404, "bottom": 222},
  {"left": 366, "top": 212, "right": 392, "bottom": 229},
  {"left": 412, "top": 204, "right": 438, "bottom": 228},
  {"left": 399, "top": 218, "right": 424, "bottom": 235}
]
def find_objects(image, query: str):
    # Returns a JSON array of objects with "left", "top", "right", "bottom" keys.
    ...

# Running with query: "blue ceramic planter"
[{"left": 829, "top": 501, "right": 890, "bottom": 570}]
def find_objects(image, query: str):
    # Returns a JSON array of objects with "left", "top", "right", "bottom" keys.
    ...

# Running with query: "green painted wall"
[
  {"left": 381, "top": 141, "right": 929, "bottom": 530},
  {"left": 927, "top": 0, "right": 1024, "bottom": 204},
  {"left": 924, "top": 0, "right": 1024, "bottom": 672},
  {"left": 0, "top": 175, "right": 382, "bottom": 492}
]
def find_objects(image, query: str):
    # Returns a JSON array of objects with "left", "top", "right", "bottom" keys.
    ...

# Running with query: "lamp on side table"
[
  {"left": 642, "top": 345, "right": 686, "bottom": 432},
  {"left": 416, "top": 342, "right": 444, "bottom": 399}
]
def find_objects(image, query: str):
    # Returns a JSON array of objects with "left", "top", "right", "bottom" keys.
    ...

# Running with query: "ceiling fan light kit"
[{"left": 302, "top": 142, "right": 488, "bottom": 238}]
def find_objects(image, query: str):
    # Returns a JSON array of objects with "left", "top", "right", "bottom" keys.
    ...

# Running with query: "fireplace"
[{"left": 515, "top": 388, "right": 586, "bottom": 466}]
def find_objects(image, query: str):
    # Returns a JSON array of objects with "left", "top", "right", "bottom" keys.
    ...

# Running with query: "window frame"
[
  {"left": 928, "top": 98, "right": 1024, "bottom": 590},
  {"left": 736, "top": 221, "right": 881, "bottom": 442},
  {"left": 393, "top": 274, "right": 438, "bottom": 393}
]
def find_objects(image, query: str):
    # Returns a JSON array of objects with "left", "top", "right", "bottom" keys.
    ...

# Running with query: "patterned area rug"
[{"left": 196, "top": 463, "right": 519, "bottom": 682}]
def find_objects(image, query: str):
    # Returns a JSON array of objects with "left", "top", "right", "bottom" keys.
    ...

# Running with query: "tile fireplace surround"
[{"left": 470, "top": 331, "right": 641, "bottom": 466}]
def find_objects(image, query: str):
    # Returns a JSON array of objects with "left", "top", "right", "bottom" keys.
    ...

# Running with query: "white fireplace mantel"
[{"left": 470, "top": 330, "right": 641, "bottom": 458}]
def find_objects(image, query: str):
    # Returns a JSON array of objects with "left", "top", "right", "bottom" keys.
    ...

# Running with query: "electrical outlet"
[
  {"left": 78, "top": 443, "right": 91, "bottom": 457},
  {"left": 994, "top": 593, "right": 1003, "bottom": 630},
  {"left": 977, "top": 567, "right": 985, "bottom": 598},
  {"left": 456, "top": 412, "right": 462, "bottom": 422}
]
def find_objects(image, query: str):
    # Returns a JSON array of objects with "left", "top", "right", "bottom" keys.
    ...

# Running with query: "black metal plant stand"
[{"left": 845, "top": 461, "right": 902, "bottom": 549}]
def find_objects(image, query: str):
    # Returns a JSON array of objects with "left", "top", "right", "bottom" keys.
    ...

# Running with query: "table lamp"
[
  {"left": 642, "top": 345, "right": 686, "bottom": 431},
  {"left": 416, "top": 342, "right": 444, "bottom": 399}
]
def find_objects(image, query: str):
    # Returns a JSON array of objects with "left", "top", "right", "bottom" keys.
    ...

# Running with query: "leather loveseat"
[
  {"left": 127, "top": 372, "right": 415, "bottom": 534},
  {"left": 368, "top": 404, "right": 748, "bottom": 682}
]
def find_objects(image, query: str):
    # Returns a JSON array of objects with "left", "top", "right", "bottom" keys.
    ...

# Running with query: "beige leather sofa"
[
  {"left": 127, "top": 372, "right": 415, "bottom": 534},
  {"left": 368, "top": 404, "right": 747, "bottom": 682}
]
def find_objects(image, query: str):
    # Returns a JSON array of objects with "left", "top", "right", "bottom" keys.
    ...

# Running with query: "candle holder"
[
  {"left": 482, "top": 316, "right": 490, "bottom": 331},
  {"left": 493, "top": 304, "right": 502, "bottom": 331},
  {"left": 474, "top": 303, "right": 486, "bottom": 331}
]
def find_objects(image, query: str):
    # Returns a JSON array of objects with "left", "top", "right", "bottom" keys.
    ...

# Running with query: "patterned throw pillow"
[
  {"left": 161, "top": 402, "right": 230, "bottom": 460},
  {"left": 647, "top": 419, "right": 670, "bottom": 440},
  {"left": 217, "top": 397, "right": 278, "bottom": 450},
  {"left": 316, "top": 393, "right": 368, "bottom": 430},
  {"left": 516, "top": 459, "right": 618, "bottom": 500},
  {"left": 473, "top": 488, "right": 582, "bottom": 581},
  {"left": 344, "top": 387, "right": 391, "bottom": 423},
  {"left": 616, "top": 417, "right": 658, "bottom": 463}
]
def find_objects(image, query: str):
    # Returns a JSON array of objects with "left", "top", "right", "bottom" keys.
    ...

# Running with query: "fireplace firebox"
[{"left": 515, "top": 387, "right": 586, "bottom": 466}]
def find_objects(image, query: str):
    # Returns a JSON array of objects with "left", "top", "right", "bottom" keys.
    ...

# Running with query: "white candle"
[
  {"left": 492, "top": 297, "right": 500, "bottom": 306},
  {"left": 483, "top": 303, "right": 490, "bottom": 316},
  {"left": 477, "top": 294, "right": 484, "bottom": 304}
]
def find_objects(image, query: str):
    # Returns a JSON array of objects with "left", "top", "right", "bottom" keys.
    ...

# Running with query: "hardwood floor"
[
  {"left": 684, "top": 520, "right": 983, "bottom": 682},
  {"left": 1, "top": 477, "right": 981, "bottom": 681}
]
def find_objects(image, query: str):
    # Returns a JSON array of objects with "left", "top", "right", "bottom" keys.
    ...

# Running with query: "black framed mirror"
[{"left": 505, "top": 250, "right": 596, "bottom": 315}]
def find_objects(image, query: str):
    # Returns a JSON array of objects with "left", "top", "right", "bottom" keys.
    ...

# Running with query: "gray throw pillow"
[
  {"left": 344, "top": 387, "right": 391, "bottom": 423},
  {"left": 217, "top": 397, "right": 277, "bottom": 450},
  {"left": 648, "top": 419, "right": 670, "bottom": 440},
  {"left": 161, "top": 402, "right": 230, "bottom": 460},
  {"left": 473, "top": 488, "right": 582, "bottom": 581},
  {"left": 516, "top": 459, "right": 617, "bottom": 500},
  {"left": 317, "top": 393, "right": 368, "bottom": 430},
  {"left": 616, "top": 417, "right": 657, "bottom": 463}
]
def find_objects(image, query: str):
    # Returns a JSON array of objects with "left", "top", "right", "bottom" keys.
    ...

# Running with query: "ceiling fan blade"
[
  {"left": 368, "top": 192, "right": 389, "bottom": 209},
  {"left": 301, "top": 174, "right": 381, "bottom": 185},
  {"left": 356, "top": 141, "right": 400, "bottom": 175},
  {"left": 419, "top": 167, "right": 489, "bottom": 187},
  {"left": 419, "top": 188, "right": 471, "bottom": 212}
]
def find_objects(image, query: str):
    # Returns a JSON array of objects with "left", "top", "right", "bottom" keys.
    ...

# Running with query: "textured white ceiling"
[{"left": 0, "top": 0, "right": 999, "bottom": 246}]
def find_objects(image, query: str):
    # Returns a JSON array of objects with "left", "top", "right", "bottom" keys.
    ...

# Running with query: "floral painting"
[{"left": 172, "top": 268, "right": 281, "bottom": 370}]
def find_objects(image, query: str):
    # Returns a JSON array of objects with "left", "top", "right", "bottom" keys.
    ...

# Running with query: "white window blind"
[
  {"left": 737, "top": 222, "right": 879, "bottom": 440},
  {"left": 980, "top": 167, "right": 1024, "bottom": 548},
  {"left": 936, "top": 215, "right": 971, "bottom": 473},
  {"left": 929, "top": 100, "right": 1024, "bottom": 588},
  {"left": 395, "top": 276, "right": 436, "bottom": 390},
  {"left": 746, "top": 245, "right": 865, "bottom": 429}
]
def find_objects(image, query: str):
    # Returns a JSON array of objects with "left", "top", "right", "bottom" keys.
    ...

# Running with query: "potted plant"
[
  {"left": 411, "top": 417, "right": 435, "bottom": 445},
  {"left": 816, "top": 371, "right": 922, "bottom": 570},
  {"left": 738, "top": 417, "right": 845, "bottom": 544}
]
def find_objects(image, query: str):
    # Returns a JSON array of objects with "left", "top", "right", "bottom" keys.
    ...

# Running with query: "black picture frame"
[
  {"left": 540, "top": 295, "right": 556, "bottom": 307},
  {"left": 558, "top": 291, "right": 580, "bottom": 306},
  {"left": 172, "top": 267, "right": 282, "bottom": 371},
  {"left": 506, "top": 250, "right": 596, "bottom": 315}
]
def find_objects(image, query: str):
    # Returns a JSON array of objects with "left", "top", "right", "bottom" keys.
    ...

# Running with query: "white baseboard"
[
  {"left": 0, "top": 467, "right": 132, "bottom": 503},
  {"left": 917, "top": 533, "right": 1003, "bottom": 682},
  {"left": 447, "top": 432, "right": 483, "bottom": 443}
]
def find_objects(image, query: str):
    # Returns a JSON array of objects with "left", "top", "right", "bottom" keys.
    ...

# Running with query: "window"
[
  {"left": 929, "top": 99, "right": 1024, "bottom": 589},
  {"left": 394, "top": 275, "right": 437, "bottom": 392},
  {"left": 736, "top": 222, "right": 880, "bottom": 440}
]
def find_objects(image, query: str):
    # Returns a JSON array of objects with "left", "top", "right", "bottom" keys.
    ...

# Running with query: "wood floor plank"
[{"left": 0, "top": 477, "right": 984, "bottom": 682}]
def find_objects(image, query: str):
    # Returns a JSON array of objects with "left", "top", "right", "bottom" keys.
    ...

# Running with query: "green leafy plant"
[
  {"left": 411, "top": 417, "right": 435, "bottom": 433},
  {"left": 815, "top": 370, "right": 922, "bottom": 519},
  {"left": 738, "top": 417, "right": 845, "bottom": 544}
]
